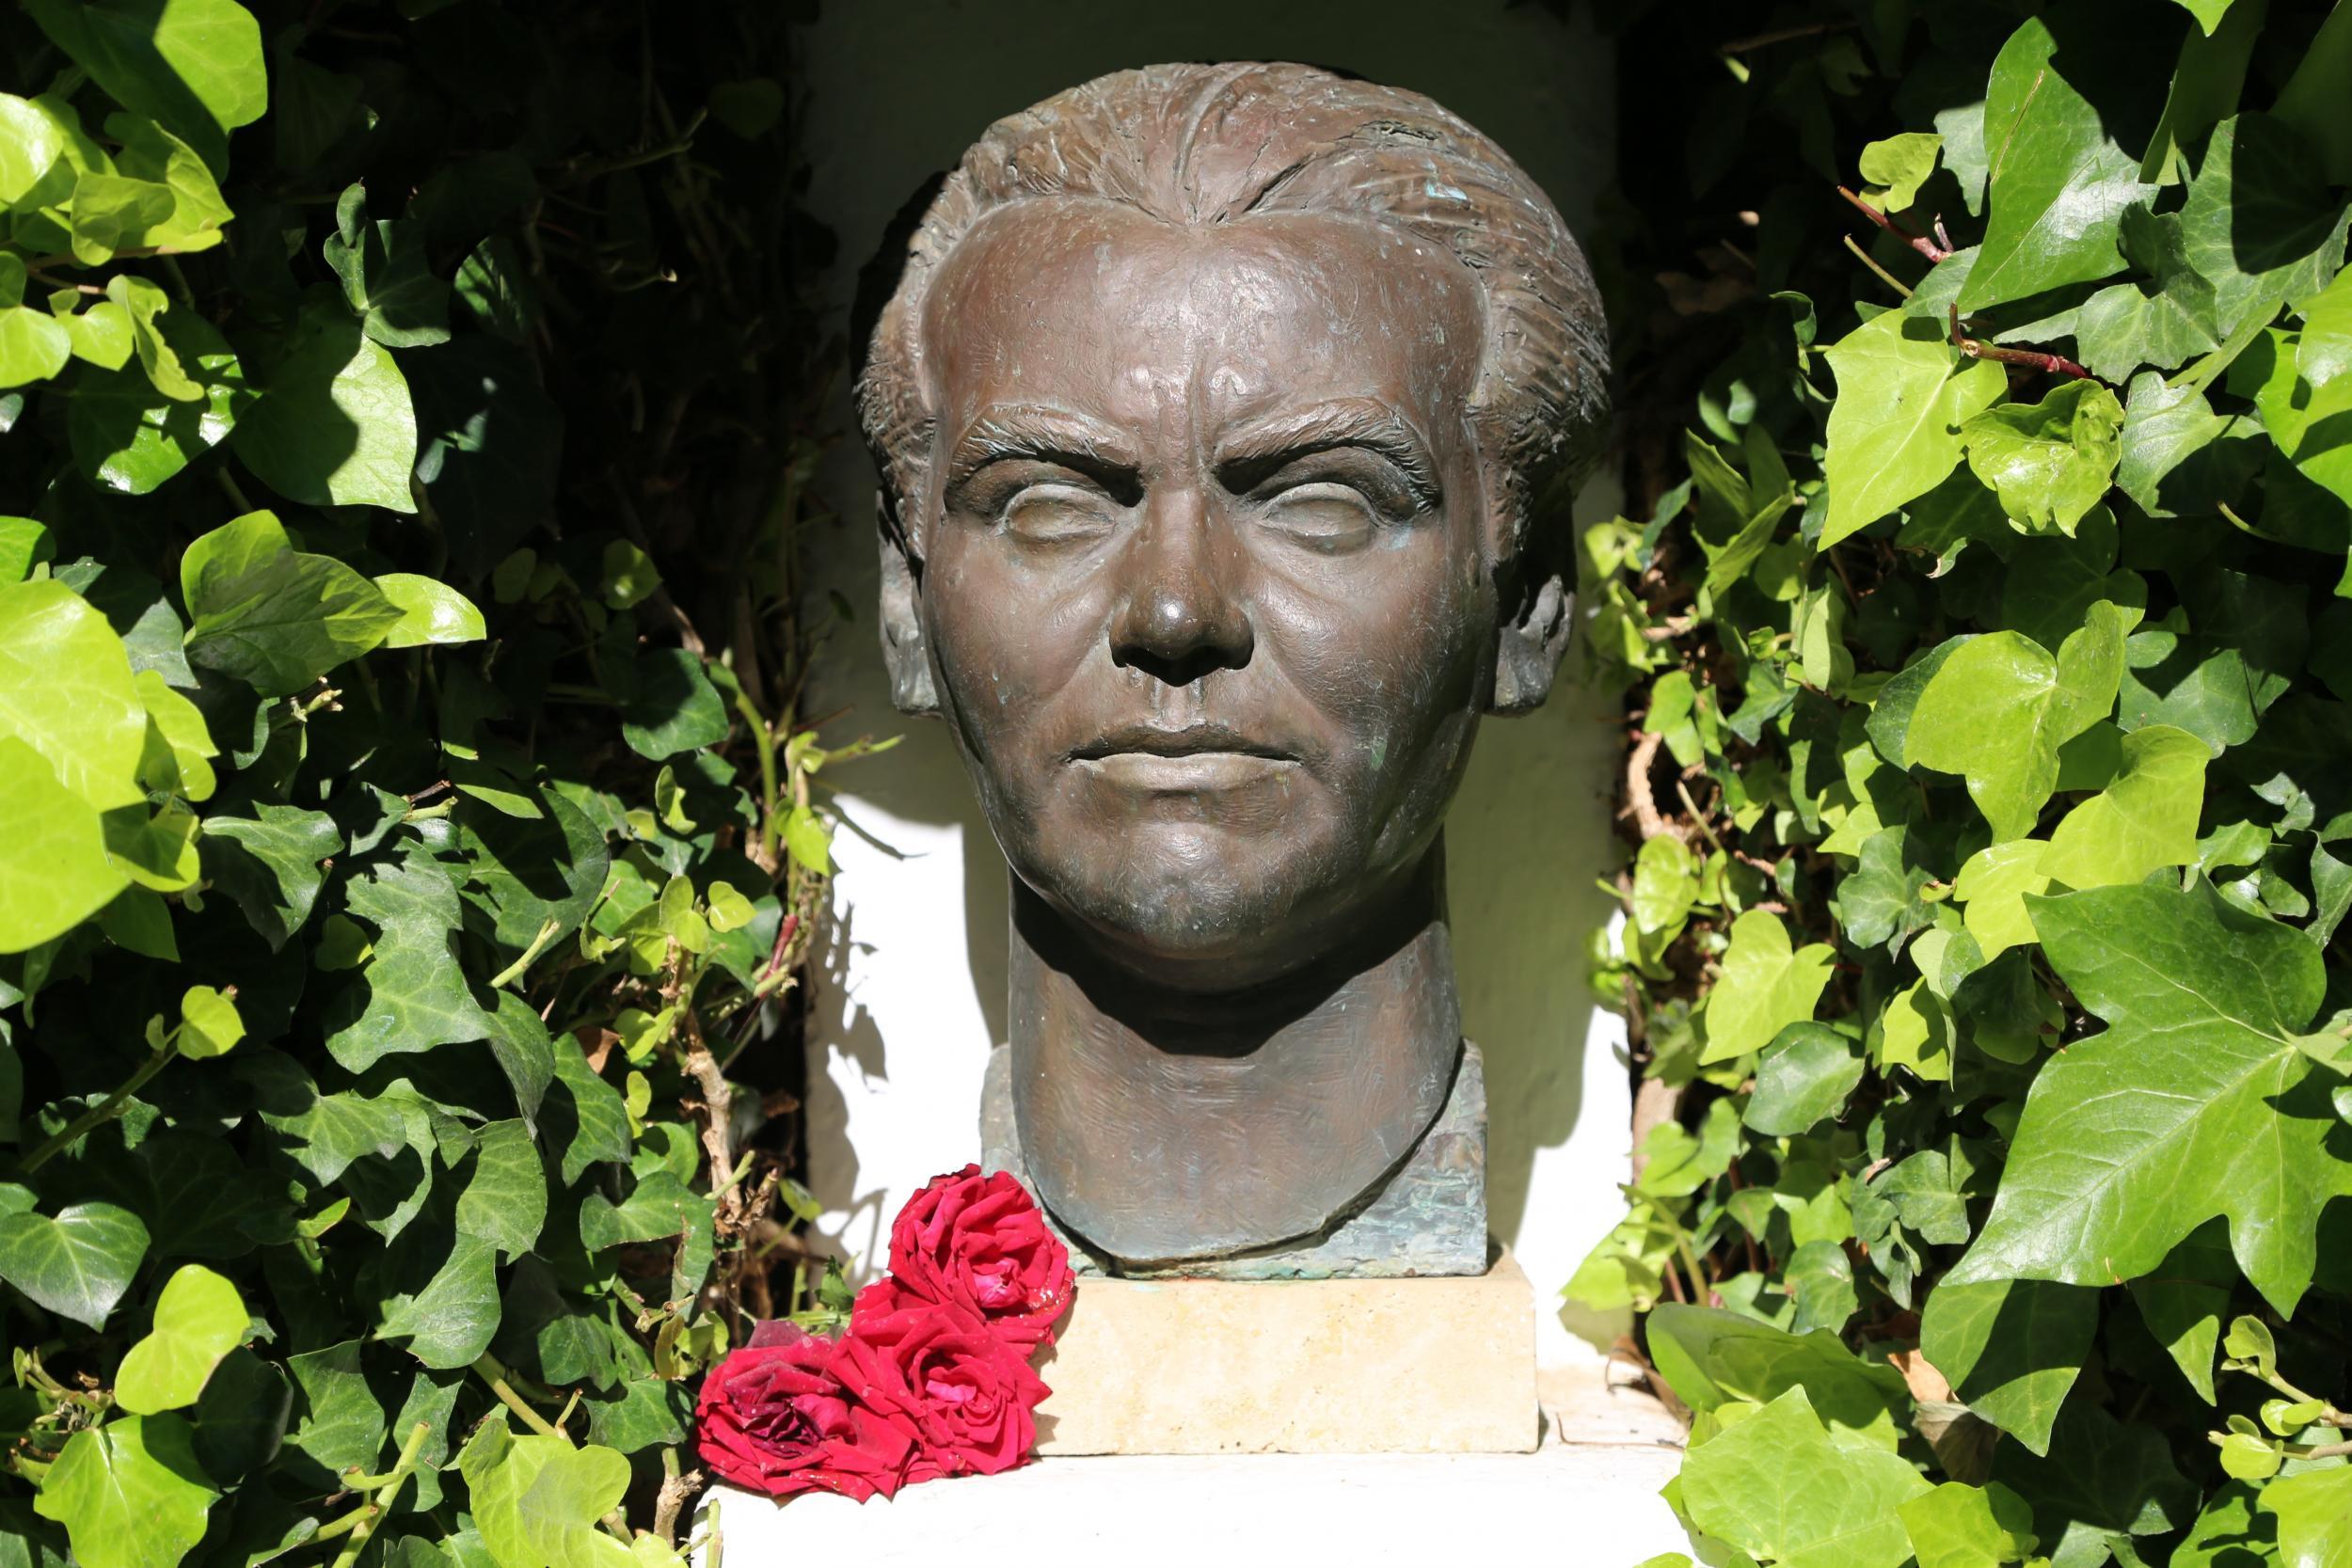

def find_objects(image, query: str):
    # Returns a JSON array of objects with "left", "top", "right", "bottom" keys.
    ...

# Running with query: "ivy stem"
[
  {"left": 1947, "top": 305, "right": 2091, "bottom": 380},
  {"left": 1835, "top": 184, "right": 1952, "bottom": 262},
  {"left": 310, "top": 1504, "right": 377, "bottom": 1543},
  {"left": 1841, "top": 233, "right": 1915, "bottom": 299},
  {"left": 328, "top": 1420, "right": 428, "bottom": 1568},
  {"left": 488, "top": 918, "right": 564, "bottom": 990},
  {"left": 17, "top": 1045, "right": 174, "bottom": 1174},
  {"left": 471, "top": 1354, "right": 567, "bottom": 1438},
  {"left": 730, "top": 679, "right": 783, "bottom": 871}
]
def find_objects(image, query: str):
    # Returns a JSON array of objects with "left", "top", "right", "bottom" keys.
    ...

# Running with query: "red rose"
[
  {"left": 693, "top": 1321, "right": 919, "bottom": 1501},
  {"left": 851, "top": 1289, "right": 1051, "bottom": 1481},
  {"left": 888, "top": 1164, "right": 1073, "bottom": 1347}
]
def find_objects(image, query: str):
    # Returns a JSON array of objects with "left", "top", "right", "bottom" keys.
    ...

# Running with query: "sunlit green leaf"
[
  {"left": 1949, "top": 881, "right": 2351, "bottom": 1313},
  {"left": 115, "top": 1263, "right": 249, "bottom": 1413},
  {"left": 1820, "top": 310, "right": 2007, "bottom": 546},
  {"left": 29, "top": 1415, "right": 215, "bottom": 1568}
]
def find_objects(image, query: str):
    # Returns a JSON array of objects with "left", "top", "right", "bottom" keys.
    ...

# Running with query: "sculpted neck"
[{"left": 1004, "top": 847, "right": 1461, "bottom": 1268}]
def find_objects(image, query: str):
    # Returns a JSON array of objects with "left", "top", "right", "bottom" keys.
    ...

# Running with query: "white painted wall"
[{"left": 788, "top": 0, "right": 1633, "bottom": 1367}]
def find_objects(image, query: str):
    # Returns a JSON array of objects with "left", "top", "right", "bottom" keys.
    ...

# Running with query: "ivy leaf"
[
  {"left": 1960, "top": 380, "right": 2125, "bottom": 536},
  {"left": 1678, "top": 1386, "right": 1931, "bottom": 1568},
  {"left": 1919, "top": 1277, "right": 2097, "bottom": 1455},
  {"left": 21, "top": 0, "right": 264, "bottom": 173},
  {"left": 1696, "top": 911, "right": 1835, "bottom": 1065},
  {"left": 2173, "top": 1482, "right": 2276, "bottom": 1568},
  {"left": 2125, "top": 1220, "right": 2235, "bottom": 1402},
  {"left": 201, "top": 801, "right": 339, "bottom": 950},
  {"left": 191, "top": 1346, "right": 291, "bottom": 1483},
  {"left": 375, "top": 574, "right": 485, "bottom": 648},
  {"left": 281, "top": 1338, "right": 385, "bottom": 1484},
  {"left": 458, "top": 1418, "right": 636, "bottom": 1568},
  {"left": 545, "top": 1031, "right": 632, "bottom": 1185},
  {"left": 1959, "top": 17, "right": 2153, "bottom": 311},
  {"left": 1954, "top": 840, "right": 2050, "bottom": 959},
  {"left": 1856, "top": 133, "right": 1943, "bottom": 213},
  {"left": 2262, "top": 1466, "right": 2352, "bottom": 1568},
  {"left": 1990, "top": 1403, "right": 2198, "bottom": 1568},
  {"left": 1785, "top": 1239, "right": 1858, "bottom": 1335},
  {"left": 482, "top": 991, "right": 555, "bottom": 1134},
  {"left": 1645, "top": 1306, "right": 1912, "bottom": 1449},
  {"left": 322, "top": 188, "right": 453, "bottom": 349},
  {"left": 2039, "top": 724, "right": 2209, "bottom": 887},
  {"left": 325, "top": 850, "right": 495, "bottom": 1072},
  {"left": 453, "top": 1118, "right": 547, "bottom": 1259},
  {"left": 0, "top": 578, "right": 146, "bottom": 811},
  {"left": 230, "top": 304, "right": 420, "bottom": 514},
  {"left": 114, "top": 1263, "right": 249, "bottom": 1413},
  {"left": 1904, "top": 601, "right": 2131, "bottom": 838},
  {"left": 1820, "top": 310, "right": 2007, "bottom": 547},
  {"left": 1838, "top": 827, "right": 1932, "bottom": 951},
  {"left": 1744, "top": 1023, "right": 1865, "bottom": 1136},
  {"left": 375, "top": 1228, "right": 500, "bottom": 1370},
  {"left": 619, "top": 648, "right": 729, "bottom": 760},
  {"left": 246, "top": 1054, "right": 414, "bottom": 1184},
  {"left": 456, "top": 787, "right": 609, "bottom": 953},
  {"left": 65, "top": 308, "right": 252, "bottom": 496},
  {"left": 102, "top": 114, "right": 231, "bottom": 254},
  {"left": 577, "top": 1168, "right": 710, "bottom": 1253},
  {"left": 0, "top": 737, "right": 129, "bottom": 953},
  {"left": 0, "top": 1200, "right": 150, "bottom": 1329},
  {"left": 0, "top": 305, "right": 71, "bottom": 387},
  {"left": 2074, "top": 207, "right": 2221, "bottom": 381},
  {"left": 2179, "top": 117, "right": 2351, "bottom": 341},
  {"left": 1899, "top": 1481, "right": 2040, "bottom": 1568},
  {"left": 181, "top": 511, "right": 402, "bottom": 697},
  {"left": 29, "top": 1415, "right": 216, "bottom": 1568},
  {"left": 1947, "top": 881, "right": 2351, "bottom": 1314}
]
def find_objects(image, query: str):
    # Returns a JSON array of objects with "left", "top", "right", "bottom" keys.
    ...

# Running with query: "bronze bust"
[{"left": 855, "top": 63, "right": 1607, "bottom": 1277}]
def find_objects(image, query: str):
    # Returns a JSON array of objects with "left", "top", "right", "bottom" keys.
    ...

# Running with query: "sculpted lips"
[{"left": 1067, "top": 721, "right": 1303, "bottom": 792}]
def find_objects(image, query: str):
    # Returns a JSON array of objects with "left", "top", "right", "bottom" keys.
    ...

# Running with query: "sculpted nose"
[{"left": 1108, "top": 492, "right": 1254, "bottom": 685}]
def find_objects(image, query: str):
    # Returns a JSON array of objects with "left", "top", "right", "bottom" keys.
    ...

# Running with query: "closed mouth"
[{"left": 1068, "top": 723, "right": 1299, "bottom": 763}]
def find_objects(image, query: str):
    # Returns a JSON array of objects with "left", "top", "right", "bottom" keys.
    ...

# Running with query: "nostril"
[{"left": 1110, "top": 581, "right": 1254, "bottom": 686}]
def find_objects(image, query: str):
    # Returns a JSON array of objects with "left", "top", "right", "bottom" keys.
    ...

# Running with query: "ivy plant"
[
  {"left": 0, "top": 3, "right": 856, "bottom": 1560},
  {"left": 1580, "top": 3, "right": 2352, "bottom": 1564}
]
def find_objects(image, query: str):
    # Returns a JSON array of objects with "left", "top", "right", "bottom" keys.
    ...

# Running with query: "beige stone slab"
[
  {"left": 692, "top": 1359, "right": 1689, "bottom": 1567},
  {"left": 1029, "top": 1247, "right": 1537, "bottom": 1454}
]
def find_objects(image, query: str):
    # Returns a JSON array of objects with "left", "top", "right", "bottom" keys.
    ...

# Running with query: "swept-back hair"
[{"left": 855, "top": 61, "right": 1609, "bottom": 572}]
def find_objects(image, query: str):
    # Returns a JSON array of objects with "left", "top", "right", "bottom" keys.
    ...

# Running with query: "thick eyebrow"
[
  {"left": 1212, "top": 398, "right": 1442, "bottom": 508},
  {"left": 943, "top": 404, "right": 1143, "bottom": 491}
]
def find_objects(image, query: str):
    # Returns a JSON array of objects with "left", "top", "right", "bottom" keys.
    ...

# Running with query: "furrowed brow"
[
  {"left": 1212, "top": 399, "right": 1442, "bottom": 506},
  {"left": 944, "top": 405, "right": 1142, "bottom": 490}
]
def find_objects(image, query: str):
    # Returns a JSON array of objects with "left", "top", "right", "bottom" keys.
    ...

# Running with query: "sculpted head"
[{"left": 857, "top": 63, "right": 1607, "bottom": 990}]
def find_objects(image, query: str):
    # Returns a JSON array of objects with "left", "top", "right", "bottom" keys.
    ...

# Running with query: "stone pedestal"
[
  {"left": 691, "top": 1358, "right": 1689, "bottom": 1567},
  {"left": 1034, "top": 1247, "right": 1538, "bottom": 1454}
]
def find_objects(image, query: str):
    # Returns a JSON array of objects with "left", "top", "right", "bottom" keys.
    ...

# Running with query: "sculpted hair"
[{"left": 855, "top": 61, "right": 1610, "bottom": 571}]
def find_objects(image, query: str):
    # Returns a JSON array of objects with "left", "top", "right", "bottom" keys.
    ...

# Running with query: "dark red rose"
[
  {"left": 851, "top": 1291, "right": 1052, "bottom": 1481},
  {"left": 888, "top": 1164, "right": 1073, "bottom": 1347},
  {"left": 693, "top": 1321, "right": 919, "bottom": 1501}
]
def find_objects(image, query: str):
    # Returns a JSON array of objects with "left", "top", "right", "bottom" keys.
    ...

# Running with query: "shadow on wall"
[{"left": 791, "top": 0, "right": 1626, "bottom": 1300}]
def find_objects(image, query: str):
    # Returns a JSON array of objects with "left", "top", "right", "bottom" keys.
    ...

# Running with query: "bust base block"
[{"left": 1034, "top": 1245, "right": 1536, "bottom": 1455}]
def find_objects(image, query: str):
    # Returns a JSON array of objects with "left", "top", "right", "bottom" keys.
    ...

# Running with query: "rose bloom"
[
  {"left": 889, "top": 1164, "right": 1073, "bottom": 1346},
  {"left": 693, "top": 1321, "right": 918, "bottom": 1501},
  {"left": 851, "top": 1283, "right": 1052, "bottom": 1480}
]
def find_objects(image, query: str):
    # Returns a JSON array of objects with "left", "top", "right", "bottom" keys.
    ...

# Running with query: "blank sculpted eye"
[
  {"left": 1248, "top": 451, "right": 1423, "bottom": 551},
  {"left": 964, "top": 462, "right": 1121, "bottom": 544}
]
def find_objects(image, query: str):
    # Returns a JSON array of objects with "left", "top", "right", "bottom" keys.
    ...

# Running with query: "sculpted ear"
[
  {"left": 1487, "top": 571, "right": 1573, "bottom": 714},
  {"left": 877, "top": 494, "right": 941, "bottom": 717}
]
